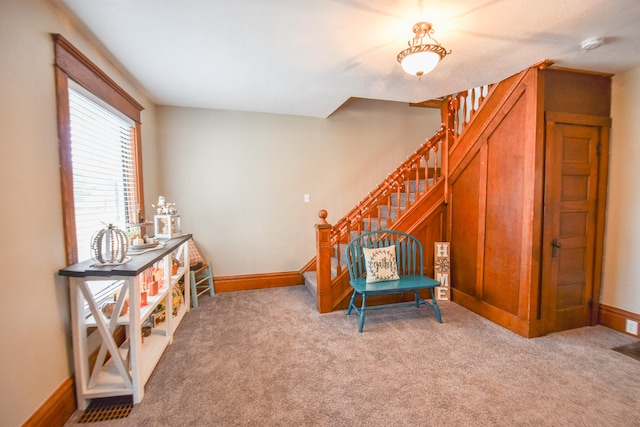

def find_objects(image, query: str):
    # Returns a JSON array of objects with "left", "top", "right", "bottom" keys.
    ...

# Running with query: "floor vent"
[
  {"left": 77, "top": 396, "right": 133, "bottom": 423},
  {"left": 612, "top": 341, "right": 640, "bottom": 362}
]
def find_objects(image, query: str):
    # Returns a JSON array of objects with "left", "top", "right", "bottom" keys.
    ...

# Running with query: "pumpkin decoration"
[
  {"left": 101, "top": 299, "right": 129, "bottom": 318},
  {"left": 90, "top": 223, "right": 129, "bottom": 265}
]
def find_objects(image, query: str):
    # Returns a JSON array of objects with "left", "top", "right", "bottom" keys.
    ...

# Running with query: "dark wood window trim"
[{"left": 53, "top": 34, "right": 146, "bottom": 265}]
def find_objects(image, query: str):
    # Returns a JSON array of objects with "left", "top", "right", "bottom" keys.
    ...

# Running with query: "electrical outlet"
[
  {"left": 625, "top": 319, "right": 638, "bottom": 336},
  {"left": 304, "top": 194, "right": 310, "bottom": 203}
]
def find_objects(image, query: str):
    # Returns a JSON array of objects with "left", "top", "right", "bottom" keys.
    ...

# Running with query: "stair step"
[
  {"left": 362, "top": 217, "right": 388, "bottom": 231},
  {"left": 406, "top": 179, "right": 427, "bottom": 193},
  {"left": 337, "top": 242, "right": 349, "bottom": 266},
  {"left": 303, "top": 270, "right": 317, "bottom": 295},
  {"left": 378, "top": 205, "right": 406, "bottom": 222},
  {"left": 303, "top": 256, "right": 346, "bottom": 297},
  {"left": 390, "top": 192, "right": 416, "bottom": 207}
]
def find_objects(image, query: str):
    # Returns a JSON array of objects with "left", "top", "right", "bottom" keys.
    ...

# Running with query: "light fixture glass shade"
[
  {"left": 397, "top": 22, "right": 450, "bottom": 78},
  {"left": 400, "top": 50, "right": 441, "bottom": 76}
]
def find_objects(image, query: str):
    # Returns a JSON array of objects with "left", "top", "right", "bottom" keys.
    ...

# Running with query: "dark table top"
[{"left": 59, "top": 234, "right": 191, "bottom": 278}]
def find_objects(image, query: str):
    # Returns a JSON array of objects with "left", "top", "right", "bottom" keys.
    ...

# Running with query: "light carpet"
[{"left": 65, "top": 285, "right": 640, "bottom": 426}]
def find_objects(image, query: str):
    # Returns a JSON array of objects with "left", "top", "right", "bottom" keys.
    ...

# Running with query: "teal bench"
[{"left": 345, "top": 230, "right": 442, "bottom": 332}]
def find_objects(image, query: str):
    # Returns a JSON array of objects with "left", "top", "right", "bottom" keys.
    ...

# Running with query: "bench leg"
[
  {"left": 414, "top": 290, "right": 420, "bottom": 307},
  {"left": 347, "top": 290, "right": 357, "bottom": 315},
  {"left": 429, "top": 288, "right": 443, "bottom": 323},
  {"left": 358, "top": 293, "right": 367, "bottom": 333}
]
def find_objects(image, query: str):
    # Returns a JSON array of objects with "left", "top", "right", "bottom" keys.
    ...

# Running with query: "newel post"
[{"left": 315, "top": 210, "right": 333, "bottom": 313}]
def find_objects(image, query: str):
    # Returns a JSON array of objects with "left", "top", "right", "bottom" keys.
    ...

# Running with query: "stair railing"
[
  {"left": 328, "top": 125, "right": 447, "bottom": 274},
  {"left": 452, "top": 85, "right": 493, "bottom": 140},
  {"left": 313, "top": 84, "right": 496, "bottom": 313}
]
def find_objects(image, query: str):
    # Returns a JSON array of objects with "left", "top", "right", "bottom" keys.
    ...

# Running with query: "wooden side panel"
[
  {"left": 450, "top": 151, "right": 481, "bottom": 297},
  {"left": 413, "top": 204, "right": 445, "bottom": 278},
  {"left": 544, "top": 69, "right": 611, "bottom": 117},
  {"left": 448, "top": 68, "right": 542, "bottom": 337},
  {"left": 412, "top": 204, "right": 447, "bottom": 301},
  {"left": 446, "top": 67, "right": 610, "bottom": 338},
  {"left": 482, "top": 93, "right": 528, "bottom": 315}
]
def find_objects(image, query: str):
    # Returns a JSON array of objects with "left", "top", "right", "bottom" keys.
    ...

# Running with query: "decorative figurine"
[
  {"left": 90, "top": 223, "right": 129, "bottom": 265},
  {"left": 153, "top": 195, "right": 178, "bottom": 215},
  {"left": 153, "top": 195, "right": 182, "bottom": 239}
]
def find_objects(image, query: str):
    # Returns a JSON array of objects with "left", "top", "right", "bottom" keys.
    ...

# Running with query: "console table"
[{"left": 59, "top": 234, "right": 191, "bottom": 409}]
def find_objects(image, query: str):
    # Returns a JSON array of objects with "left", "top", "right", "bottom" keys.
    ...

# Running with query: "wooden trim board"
[
  {"left": 599, "top": 304, "right": 640, "bottom": 337},
  {"left": 22, "top": 377, "right": 75, "bottom": 427},
  {"left": 214, "top": 271, "right": 304, "bottom": 293}
]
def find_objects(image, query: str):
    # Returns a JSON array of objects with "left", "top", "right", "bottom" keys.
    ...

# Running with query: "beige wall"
[
  {"left": 602, "top": 66, "right": 640, "bottom": 315},
  {"left": 2, "top": 0, "right": 637, "bottom": 425},
  {"left": 156, "top": 100, "right": 442, "bottom": 276},
  {"left": 0, "top": 0, "right": 159, "bottom": 425}
]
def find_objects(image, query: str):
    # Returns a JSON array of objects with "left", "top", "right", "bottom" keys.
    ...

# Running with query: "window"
[
  {"left": 53, "top": 34, "right": 145, "bottom": 265},
  {"left": 68, "top": 85, "right": 138, "bottom": 261}
]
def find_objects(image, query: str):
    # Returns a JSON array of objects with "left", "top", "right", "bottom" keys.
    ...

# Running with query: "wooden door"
[{"left": 541, "top": 113, "right": 610, "bottom": 333}]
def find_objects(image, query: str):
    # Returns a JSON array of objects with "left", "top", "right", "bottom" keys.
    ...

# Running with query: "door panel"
[{"left": 542, "top": 122, "right": 600, "bottom": 333}]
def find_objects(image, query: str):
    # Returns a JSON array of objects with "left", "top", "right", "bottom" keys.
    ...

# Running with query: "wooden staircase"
[
  {"left": 302, "top": 81, "right": 496, "bottom": 312},
  {"left": 303, "top": 179, "right": 447, "bottom": 310}
]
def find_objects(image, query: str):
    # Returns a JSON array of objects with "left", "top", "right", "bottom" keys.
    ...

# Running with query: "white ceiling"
[{"left": 54, "top": 0, "right": 640, "bottom": 118}]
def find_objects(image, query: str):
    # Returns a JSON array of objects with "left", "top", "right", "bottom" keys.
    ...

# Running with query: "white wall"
[
  {"left": 156, "top": 99, "right": 442, "bottom": 276},
  {"left": 0, "top": 1, "right": 159, "bottom": 425},
  {"left": 601, "top": 66, "right": 640, "bottom": 315}
]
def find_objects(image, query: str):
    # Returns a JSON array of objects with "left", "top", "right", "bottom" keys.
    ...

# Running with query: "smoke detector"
[{"left": 580, "top": 37, "right": 604, "bottom": 51}]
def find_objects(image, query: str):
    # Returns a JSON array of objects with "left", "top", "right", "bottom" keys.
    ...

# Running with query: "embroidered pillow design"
[{"left": 363, "top": 245, "right": 400, "bottom": 283}]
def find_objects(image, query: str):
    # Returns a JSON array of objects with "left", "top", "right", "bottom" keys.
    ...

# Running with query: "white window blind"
[{"left": 68, "top": 86, "right": 138, "bottom": 262}]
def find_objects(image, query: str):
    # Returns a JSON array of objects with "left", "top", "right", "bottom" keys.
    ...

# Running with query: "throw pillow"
[
  {"left": 188, "top": 238, "right": 205, "bottom": 269},
  {"left": 363, "top": 245, "right": 400, "bottom": 283}
]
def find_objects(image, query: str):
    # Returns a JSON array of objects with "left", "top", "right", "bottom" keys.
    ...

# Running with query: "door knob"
[{"left": 552, "top": 239, "right": 561, "bottom": 257}]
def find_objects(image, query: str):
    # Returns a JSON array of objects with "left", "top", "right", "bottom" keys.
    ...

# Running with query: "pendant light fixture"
[{"left": 397, "top": 22, "right": 450, "bottom": 78}]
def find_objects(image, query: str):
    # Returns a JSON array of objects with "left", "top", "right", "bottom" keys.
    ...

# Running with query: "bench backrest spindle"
[{"left": 346, "top": 230, "right": 424, "bottom": 280}]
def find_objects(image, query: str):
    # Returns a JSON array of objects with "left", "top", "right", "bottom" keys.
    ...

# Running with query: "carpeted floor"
[{"left": 64, "top": 285, "right": 640, "bottom": 426}]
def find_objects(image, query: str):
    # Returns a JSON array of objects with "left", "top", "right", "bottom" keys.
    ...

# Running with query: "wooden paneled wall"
[{"left": 448, "top": 67, "right": 611, "bottom": 338}]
